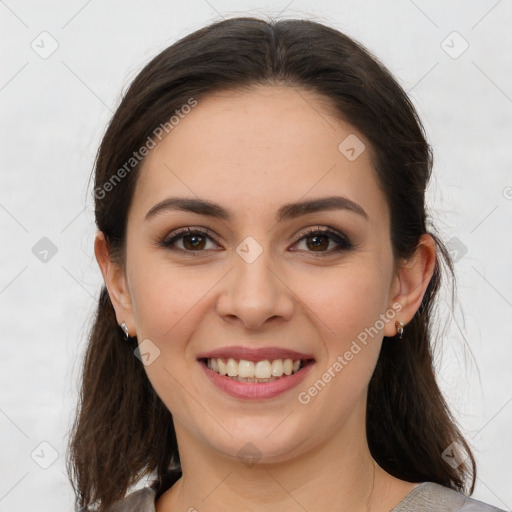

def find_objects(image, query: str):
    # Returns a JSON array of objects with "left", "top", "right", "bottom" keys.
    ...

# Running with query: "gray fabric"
[
  {"left": 107, "top": 481, "right": 507, "bottom": 511},
  {"left": 391, "top": 482, "right": 506, "bottom": 511}
]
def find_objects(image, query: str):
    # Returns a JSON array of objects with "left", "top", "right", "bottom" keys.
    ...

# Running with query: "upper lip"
[{"left": 197, "top": 346, "right": 315, "bottom": 362}]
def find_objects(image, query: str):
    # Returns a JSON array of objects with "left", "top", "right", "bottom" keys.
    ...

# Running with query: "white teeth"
[
  {"left": 271, "top": 359, "right": 283, "bottom": 377},
  {"left": 218, "top": 358, "right": 227, "bottom": 376},
  {"left": 238, "top": 360, "right": 254, "bottom": 378},
  {"left": 254, "top": 360, "right": 272, "bottom": 379},
  {"left": 205, "top": 357, "right": 306, "bottom": 379},
  {"left": 226, "top": 358, "right": 238, "bottom": 377}
]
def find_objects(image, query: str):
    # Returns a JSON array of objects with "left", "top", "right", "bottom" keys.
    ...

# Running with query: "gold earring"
[{"left": 395, "top": 321, "right": 404, "bottom": 340}]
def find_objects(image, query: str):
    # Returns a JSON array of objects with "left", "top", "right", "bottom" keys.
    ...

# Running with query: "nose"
[{"left": 216, "top": 244, "right": 295, "bottom": 330}]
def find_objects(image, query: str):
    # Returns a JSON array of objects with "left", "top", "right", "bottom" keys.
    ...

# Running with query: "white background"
[{"left": 1, "top": 1, "right": 511, "bottom": 510}]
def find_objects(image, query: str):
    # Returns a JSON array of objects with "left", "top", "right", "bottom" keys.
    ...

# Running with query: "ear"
[
  {"left": 94, "top": 231, "right": 135, "bottom": 337},
  {"left": 383, "top": 234, "right": 437, "bottom": 337}
]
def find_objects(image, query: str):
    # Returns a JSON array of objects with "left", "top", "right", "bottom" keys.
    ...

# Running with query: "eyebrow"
[{"left": 145, "top": 195, "right": 369, "bottom": 223}]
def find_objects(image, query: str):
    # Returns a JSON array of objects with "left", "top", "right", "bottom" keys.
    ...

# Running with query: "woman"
[{"left": 67, "top": 16, "right": 505, "bottom": 512}]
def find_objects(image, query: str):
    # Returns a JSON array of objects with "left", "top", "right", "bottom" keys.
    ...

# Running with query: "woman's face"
[{"left": 117, "top": 85, "right": 403, "bottom": 463}]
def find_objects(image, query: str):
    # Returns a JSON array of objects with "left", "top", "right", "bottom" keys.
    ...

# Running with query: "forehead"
[{"left": 130, "top": 85, "right": 388, "bottom": 226}]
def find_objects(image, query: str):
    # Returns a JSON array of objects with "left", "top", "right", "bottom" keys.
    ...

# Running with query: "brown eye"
[
  {"left": 160, "top": 226, "right": 353, "bottom": 256},
  {"left": 305, "top": 233, "right": 330, "bottom": 251},
  {"left": 182, "top": 233, "right": 207, "bottom": 250},
  {"left": 293, "top": 227, "right": 353, "bottom": 255},
  {"left": 160, "top": 228, "right": 218, "bottom": 252}
]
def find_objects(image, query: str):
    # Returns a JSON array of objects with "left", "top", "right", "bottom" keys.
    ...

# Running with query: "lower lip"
[{"left": 198, "top": 359, "right": 315, "bottom": 400}]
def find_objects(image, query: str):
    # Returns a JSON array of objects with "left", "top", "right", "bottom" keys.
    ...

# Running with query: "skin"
[{"left": 95, "top": 85, "right": 436, "bottom": 512}]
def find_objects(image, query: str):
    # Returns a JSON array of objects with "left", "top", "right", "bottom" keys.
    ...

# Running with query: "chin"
[{"left": 200, "top": 421, "right": 312, "bottom": 466}]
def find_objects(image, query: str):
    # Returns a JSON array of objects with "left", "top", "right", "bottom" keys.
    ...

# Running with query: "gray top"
[{"left": 108, "top": 481, "right": 506, "bottom": 511}]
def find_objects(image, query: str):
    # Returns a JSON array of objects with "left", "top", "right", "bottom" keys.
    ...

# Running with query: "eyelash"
[{"left": 159, "top": 226, "right": 354, "bottom": 257}]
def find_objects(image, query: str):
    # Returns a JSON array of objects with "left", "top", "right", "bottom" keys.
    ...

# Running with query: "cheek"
[
  {"left": 298, "top": 263, "right": 390, "bottom": 337},
  {"left": 130, "top": 267, "right": 206, "bottom": 341},
  {"left": 305, "top": 274, "right": 386, "bottom": 391},
  {"left": 296, "top": 262, "right": 391, "bottom": 399},
  {"left": 127, "top": 265, "right": 207, "bottom": 411}
]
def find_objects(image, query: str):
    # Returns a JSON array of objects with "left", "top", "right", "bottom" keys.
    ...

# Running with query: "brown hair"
[{"left": 67, "top": 16, "right": 476, "bottom": 511}]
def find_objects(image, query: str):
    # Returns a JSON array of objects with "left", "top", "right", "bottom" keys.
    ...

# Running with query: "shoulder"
[
  {"left": 391, "top": 482, "right": 507, "bottom": 512},
  {"left": 106, "top": 486, "right": 157, "bottom": 512},
  {"left": 104, "top": 481, "right": 507, "bottom": 512}
]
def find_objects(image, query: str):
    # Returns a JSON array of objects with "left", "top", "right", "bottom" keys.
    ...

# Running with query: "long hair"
[{"left": 67, "top": 16, "right": 476, "bottom": 511}]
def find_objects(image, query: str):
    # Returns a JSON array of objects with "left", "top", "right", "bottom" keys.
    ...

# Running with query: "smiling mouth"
[{"left": 199, "top": 357, "right": 315, "bottom": 383}]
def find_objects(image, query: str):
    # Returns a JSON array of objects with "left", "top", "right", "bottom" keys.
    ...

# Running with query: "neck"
[{"left": 157, "top": 404, "right": 394, "bottom": 512}]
